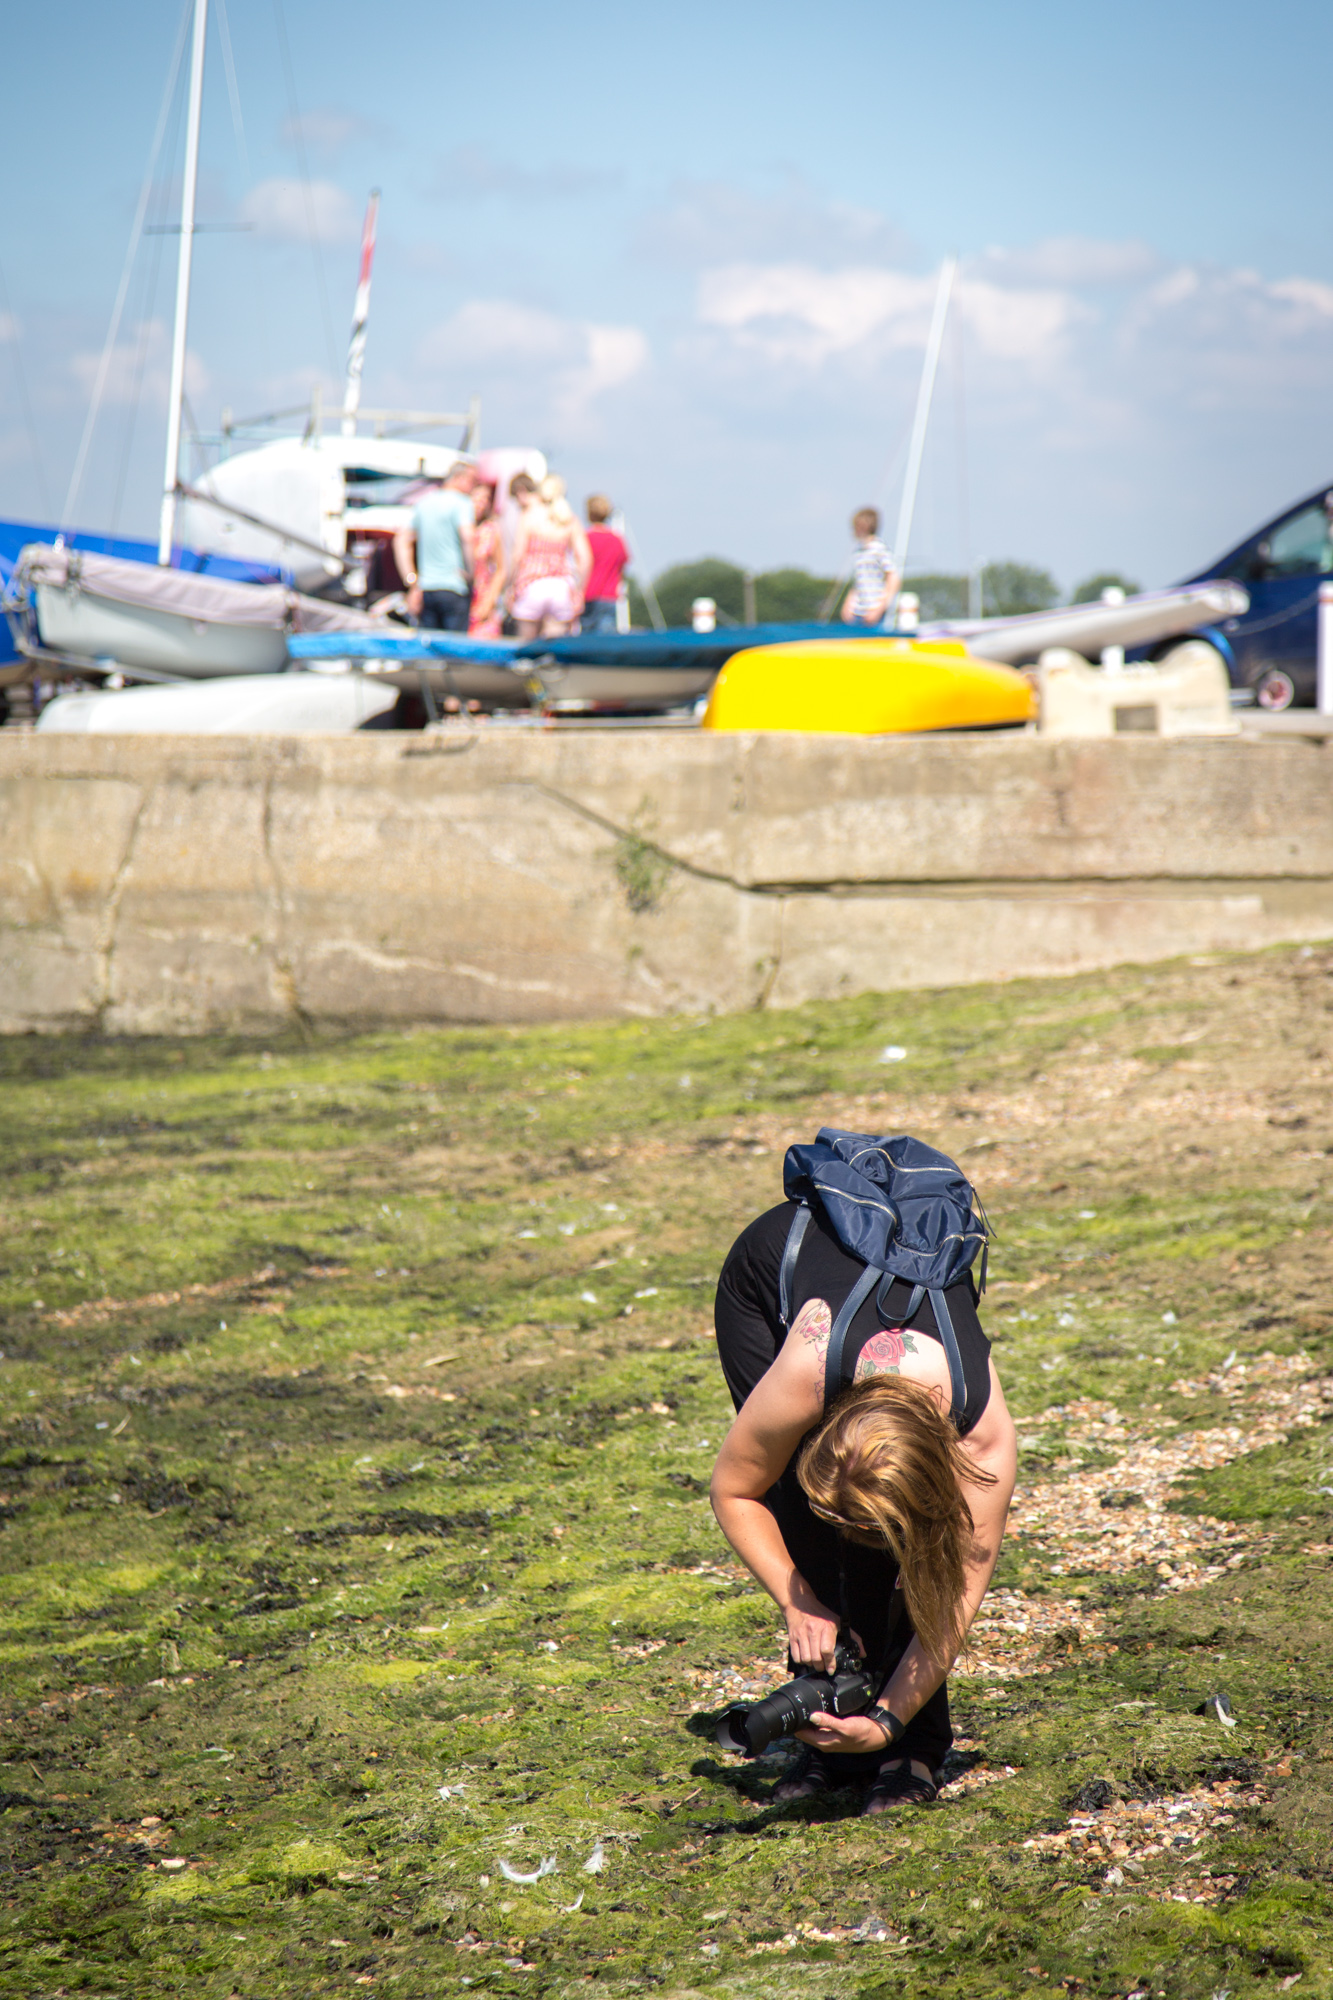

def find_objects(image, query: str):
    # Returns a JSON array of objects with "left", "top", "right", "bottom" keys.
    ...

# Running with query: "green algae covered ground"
[{"left": 4, "top": 948, "right": 1333, "bottom": 1999}]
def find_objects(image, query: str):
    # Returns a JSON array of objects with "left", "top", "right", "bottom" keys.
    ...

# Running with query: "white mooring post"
[{"left": 1318, "top": 581, "right": 1333, "bottom": 716}]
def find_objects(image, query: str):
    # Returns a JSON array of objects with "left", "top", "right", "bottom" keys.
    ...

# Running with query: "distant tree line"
[{"left": 627, "top": 559, "right": 1142, "bottom": 628}]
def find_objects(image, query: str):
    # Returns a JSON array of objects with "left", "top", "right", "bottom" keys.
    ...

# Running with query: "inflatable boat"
[{"left": 702, "top": 635, "right": 1036, "bottom": 733}]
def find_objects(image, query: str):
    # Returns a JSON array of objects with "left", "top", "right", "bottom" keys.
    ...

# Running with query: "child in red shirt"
[{"left": 581, "top": 495, "right": 629, "bottom": 633}]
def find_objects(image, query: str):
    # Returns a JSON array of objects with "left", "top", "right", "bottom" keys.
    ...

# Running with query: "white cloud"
[
  {"left": 697, "top": 262, "right": 1081, "bottom": 370},
  {"left": 584, "top": 324, "right": 647, "bottom": 393},
  {"left": 1269, "top": 276, "right": 1333, "bottom": 315},
  {"left": 1117, "top": 260, "right": 1333, "bottom": 410},
  {"left": 240, "top": 178, "right": 359, "bottom": 246},
  {"left": 646, "top": 228, "right": 1333, "bottom": 586},
  {"left": 956, "top": 276, "right": 1087, "bottom": 363},
  {"left": 428, "top": 300, "right": 586, "bottom": 370},
  {"left": 697, "top": 265, "right": 934, "bottom": 365},
  {"left": 416, "top": 300, "right": 648, "bottom": 439},
  {"left": 980, "top": 236, "right": 1161, "bottom": 287},
  {"left": 69, "top": 318, "right": 209, "bottom": 406}
]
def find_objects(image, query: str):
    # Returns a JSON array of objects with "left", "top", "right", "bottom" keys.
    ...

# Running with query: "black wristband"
[{"left": 866, "top": 1705, "right": 906, "bottom": 1745}]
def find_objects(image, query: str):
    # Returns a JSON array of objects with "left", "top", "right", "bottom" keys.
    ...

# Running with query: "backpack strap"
[
  {"left": 824, "top": 1261, "right": 880, "bottom": 1406},
  {"left": 874, "top": 1276, "right": 966, "bottom": 1426},
  {"left": 876, "top": 1274, "right": 929, "bottom": 1326},
  {"left": 929, "top": 1286, "right": 968, "bottom": 1429},
  {"left": 777, "top": 1203, "right": 812, "bottom": 1332}
]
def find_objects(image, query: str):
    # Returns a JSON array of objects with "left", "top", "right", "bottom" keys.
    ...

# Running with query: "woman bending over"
[{"left": 711, "top": 1192, "right": 1016, "bottom": 1812}]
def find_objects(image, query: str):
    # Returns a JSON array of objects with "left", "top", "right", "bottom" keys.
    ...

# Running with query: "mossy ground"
[{"left": 3, "top": 946, "right": 1333, "bottom": 1998}]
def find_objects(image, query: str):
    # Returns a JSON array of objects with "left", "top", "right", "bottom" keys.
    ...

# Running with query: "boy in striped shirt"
[{"left": 841, "top": 507, "right": 900, "bottom": 626}]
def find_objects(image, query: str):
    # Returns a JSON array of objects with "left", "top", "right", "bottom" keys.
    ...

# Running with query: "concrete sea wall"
[{"left": 2, "top": 728, "right": 1332, "bottom": 1033}]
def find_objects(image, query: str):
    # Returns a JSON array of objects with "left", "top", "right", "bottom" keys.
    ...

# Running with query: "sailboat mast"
[
  {"left": 892, "top": 254, "right": 956, "bottom": 588},
  {"left": 157, "top": 0, "right": 209, "bottom": 565},
  {"left": 341, "top": 189, "right": 380, "bottom": 438}
]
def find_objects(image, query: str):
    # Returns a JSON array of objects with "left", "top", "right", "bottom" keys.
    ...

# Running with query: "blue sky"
[{"left": 3, "top": 0, "right": 1331, "bottom": 590}]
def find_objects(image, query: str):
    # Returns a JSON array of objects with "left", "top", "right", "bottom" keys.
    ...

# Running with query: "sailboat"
[
  {"left": 3, "top": 0, "right": 533, "bottom": 694},
  {"left": 11, "top": 6, "right": 1251, "bottom": 728}
]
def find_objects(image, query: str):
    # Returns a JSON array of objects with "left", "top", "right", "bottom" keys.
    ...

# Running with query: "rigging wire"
[
  {"left": 951, "top": 288, "right": 979, "bottom": 617},
  {"left": 815, "top": 412, "right": 915, "bottom": 622},
  {"left": 180, "top": 392, "right": 209, "bottom": 479},
  {"left": 618, "top": 514, "right": 666, "bottom": 630},
  {"left": 215, "top": 0, "right": 274, "bottom": 392},
  {"left": 61, "top": 0, "right": 192, "bottom": 534},
  {"left": 271, "top": 0, "right": 340, "bottom": 386},
  {"left": 213, "top": 0, "right": 250, "bottom": 178},
  {"left": 107, "top": 74, "right": 184, "bottom": 541},
  {"left": 0, "top": 256, "right": 53, "bottom": 519},
  {"left": 105, "top": 218, "right": 168, "bottom": 541}
]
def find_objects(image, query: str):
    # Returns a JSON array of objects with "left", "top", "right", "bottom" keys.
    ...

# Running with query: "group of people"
[
  {"left": 392, "top": 464, "right": 630, "bottom": 643},
  {"left": 395, "top": 473, "right": 901, "bottom": 644}
]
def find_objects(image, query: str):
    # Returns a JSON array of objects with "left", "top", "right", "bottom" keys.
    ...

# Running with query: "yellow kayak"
[{"left": 701, "top": 636, "right": 1036, "bottom": 734}]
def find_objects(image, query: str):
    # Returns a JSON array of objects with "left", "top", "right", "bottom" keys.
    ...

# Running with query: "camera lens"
[{"left": 714, "top": 1676, "right": 833, "bottom": 1757}]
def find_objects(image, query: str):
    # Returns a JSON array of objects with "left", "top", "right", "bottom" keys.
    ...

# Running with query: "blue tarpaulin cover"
[
  {"left": 287, "top": 630, "right": 521, "bottom": 664},
  {"left": 287, "top": 621, "right": 873, "bottom": 671}
]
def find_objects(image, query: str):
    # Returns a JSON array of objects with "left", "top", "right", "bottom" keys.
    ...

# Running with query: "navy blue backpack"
[{"left": 778, "top": 1129, "right": 992, "bottom": 1423}]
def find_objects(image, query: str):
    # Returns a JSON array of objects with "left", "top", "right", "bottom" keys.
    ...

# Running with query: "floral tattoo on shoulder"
[
  {"left": 793, "top": 1299, "right": 832, "bottom": 1356},
  {"left": 854, "top": 1327, "right": 918, "bottom": 1380}
]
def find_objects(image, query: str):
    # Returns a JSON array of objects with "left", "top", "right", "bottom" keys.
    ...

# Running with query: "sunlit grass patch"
[{"left": 2, "top": 944, "right": 1333, "bottom": 1994}]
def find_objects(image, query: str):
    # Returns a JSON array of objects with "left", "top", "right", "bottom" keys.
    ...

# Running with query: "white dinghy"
[
  {"left": 13, "top": 544, "right": 377, "bottom": 678},
  {"left": 35, "top": 670, "right": 399, "bottom": 734}
]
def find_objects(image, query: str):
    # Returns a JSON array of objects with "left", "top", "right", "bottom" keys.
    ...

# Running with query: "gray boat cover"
[
  {"left": 928, "top": 582, "right": 1249, "bottom": 664},
  {"left": 20, "top": 544, "right": 378, "bottom": 634}
]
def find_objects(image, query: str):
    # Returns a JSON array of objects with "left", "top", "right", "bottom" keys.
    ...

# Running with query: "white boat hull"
[
  {"left": 35, "top": 580, "right": 288, "bottom": 677},
  {"left": 370, "top": 660, "right": 534, "bottom": 709},
  {"left": 36, "top": 671, "right": 398, "bottom": 734},
  {"left": 528, "top": 660, "right": 716, "bottom": 708}
]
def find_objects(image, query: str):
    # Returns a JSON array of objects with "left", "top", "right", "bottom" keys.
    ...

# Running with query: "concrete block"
[
  {"left": 1037, "top": 642, "right": 1237, "bottom": 739},
  {"left": 2, "top": 728, "right": 1333, "bottom": 1032}
]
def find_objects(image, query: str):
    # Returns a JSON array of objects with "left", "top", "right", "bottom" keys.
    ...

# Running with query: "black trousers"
[
  {"left": 419, "top": 587, "right": 471, "bottom": 632},
  {"left": 772, "top": 1475, "right": 952, "bottom": 1775}
]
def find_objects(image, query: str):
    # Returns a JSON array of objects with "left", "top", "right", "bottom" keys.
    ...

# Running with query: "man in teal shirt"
[{"left": 394, "top": 461, "right": 476, "bottom": 631}]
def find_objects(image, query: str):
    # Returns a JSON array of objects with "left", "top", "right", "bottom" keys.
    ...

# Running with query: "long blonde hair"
[
  {"left": 538, "top": 471, "right": 574, "bottom": 524},
  {"left": 796, "top": 1375, "right": 993, "bottom": 1666}
]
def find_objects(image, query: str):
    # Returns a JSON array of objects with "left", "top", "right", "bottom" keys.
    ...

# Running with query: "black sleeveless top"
[
  {"left": 712, "top": 1202, "right": 992, "bottom": 1709},
  {"left": 714, "top": 1199, "right": 992, "bottom": 1433}
]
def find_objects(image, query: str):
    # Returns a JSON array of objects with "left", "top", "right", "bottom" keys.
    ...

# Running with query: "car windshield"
[{"left": 1264, "top": 501, "right": 1333, "bottom": 577}]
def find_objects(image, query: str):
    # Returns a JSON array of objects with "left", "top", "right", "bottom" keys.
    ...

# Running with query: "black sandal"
[
  {"left": 862, "top": 1758, "right": 939, "bottom": 1815},
  {"left": 773, "top": 1747, "right": 848, "bottom": 1801}
]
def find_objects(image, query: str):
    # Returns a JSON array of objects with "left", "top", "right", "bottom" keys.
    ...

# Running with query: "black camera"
[{"left": 714, "top": 1639, "right": 878, "bottom": 1758}]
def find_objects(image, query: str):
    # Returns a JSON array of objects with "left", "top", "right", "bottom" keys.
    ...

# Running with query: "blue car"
[{"left": 1175, "top": 484, "right": 1333, "bottom": 709}]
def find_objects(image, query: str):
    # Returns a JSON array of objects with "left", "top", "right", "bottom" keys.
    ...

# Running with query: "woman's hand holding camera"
[
  {"left": 783, "top": 1585, "right": 867, "bottom": 1671},
  {"left": 795, "top": 1711, "right": 896, "bottom": 1755},
  {"left": 782, "top": 1587, "right": 841, "bottom": 1672}
]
